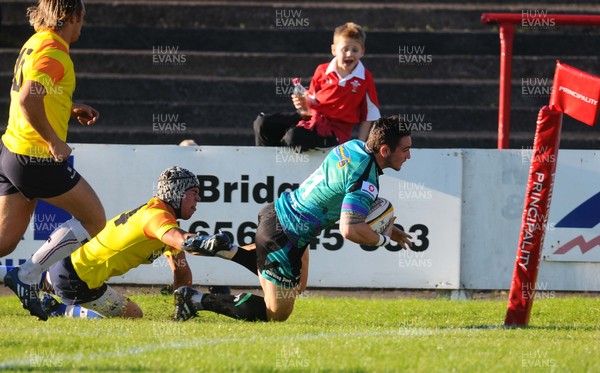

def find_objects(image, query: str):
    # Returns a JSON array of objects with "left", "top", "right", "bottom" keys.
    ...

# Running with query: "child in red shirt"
[{"left": 253, "top": 22, "right": 381, "bottom": 152}]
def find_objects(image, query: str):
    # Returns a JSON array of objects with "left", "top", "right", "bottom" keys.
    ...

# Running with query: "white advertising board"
[
  {"left": 542, "top": 150, "right": 600, "bottom": 262},
  {"left": 2, "top": 145, "right": 462, "bottom": 289},
  {"left": 460, "top": 149, "right": 600, "bottom": 291}
]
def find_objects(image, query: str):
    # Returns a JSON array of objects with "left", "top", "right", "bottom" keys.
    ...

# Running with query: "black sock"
[
  {"left": 201, "top": 293, "right": 267, "bottom": 321},
  {"left": 231, "top": 248, "right": 258, "bottom": 275}
]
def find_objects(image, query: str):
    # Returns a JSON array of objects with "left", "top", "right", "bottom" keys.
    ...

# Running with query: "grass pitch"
[{"left": 0, "top": 290, "right": 598, "bottom": 372}]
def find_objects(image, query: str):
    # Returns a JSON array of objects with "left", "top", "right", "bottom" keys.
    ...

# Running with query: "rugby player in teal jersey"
[{"left": 174, "top": 115, "right": 413, "bottom": 322}]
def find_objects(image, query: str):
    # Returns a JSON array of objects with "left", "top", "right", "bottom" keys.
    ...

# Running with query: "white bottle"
[
  {"left": 292, "top": 78, "right": 310, "bottom": 116},
  {"left": 292, "top": 78, "right": 307, "bottom": 96}
]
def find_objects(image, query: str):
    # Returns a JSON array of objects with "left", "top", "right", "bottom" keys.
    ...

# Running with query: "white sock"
[{"left": 19, "top": 218, "right": 91, "bottom": 284}]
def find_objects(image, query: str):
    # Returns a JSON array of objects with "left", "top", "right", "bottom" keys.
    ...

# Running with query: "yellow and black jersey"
[
  {"left": 4, "top": 30, "right": 75, "bottom": 157},
  {"left": 71, "top": 198, "right": 180, "bottom": 289}
]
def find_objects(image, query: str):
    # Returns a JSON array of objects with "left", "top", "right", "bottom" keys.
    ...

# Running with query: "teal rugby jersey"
[{"left": 275, "top": 139, "right": 382, "bottom": 247}]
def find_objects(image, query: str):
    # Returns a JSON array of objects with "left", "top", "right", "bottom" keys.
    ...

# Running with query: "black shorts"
[
  {"left": 255, "top": 203, "right": 306, "bottom": 288},
  {"left": 47, "top": 256, "right": 107, "bottom": 306},
  {"left": 0, "top": 140, "right": 81, "bottom": 199}
]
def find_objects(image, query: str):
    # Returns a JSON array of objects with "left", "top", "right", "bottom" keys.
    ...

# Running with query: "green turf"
[{"left": 0, "top": 293, "right": 598, "bottom": 372}]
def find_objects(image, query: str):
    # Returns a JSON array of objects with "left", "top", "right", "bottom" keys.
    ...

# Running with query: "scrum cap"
[{"left": 156, "top": 166, "right": 199, "bottom": 211}]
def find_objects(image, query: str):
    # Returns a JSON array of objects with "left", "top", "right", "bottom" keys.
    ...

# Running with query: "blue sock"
[
  {"left": 60, "top": 304, "right": 104, "bottom": 319},
  {"left": 41, "top": 294, "right": 104, "bottom": 319}
]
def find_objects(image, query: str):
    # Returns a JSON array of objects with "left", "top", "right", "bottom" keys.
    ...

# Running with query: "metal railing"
[{"left": 481, "top": 13, "right": 600, "bottom": 149}]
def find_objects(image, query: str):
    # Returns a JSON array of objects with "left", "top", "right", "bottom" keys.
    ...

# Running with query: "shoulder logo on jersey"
[
  {"left": 361, "top": 181, "right": 378, "bottom": 199},
  {"left": 350, "top": 80, "right": 361, "bottom": 93},
  {"left": 334, "top": 145, "right": 351, "bottom": 168}
]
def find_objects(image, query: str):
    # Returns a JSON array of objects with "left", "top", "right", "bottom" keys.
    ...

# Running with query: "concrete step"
[
  {"left": 3, "top": 1, "right": 599, "bottom": 31},
  {"left": 1, "top": 97, "right": 595, "bottom": 136},
  {"left": 2, "top": 0, "right": 598, "bottom": 151},
  {"left": 1, "top": 96, "right": 596, "bottom": 149},
  {"left": 2, "top": 49, "right": 598, "bottom": 80},
  {"left": 2, "top": 25, "right": 600, "bottom": 56},
  {"left": 0, "top": 73, "right": 504, "bottom": 107},
  {"left": 65, "top": 125, "right": 255, "bottom": 146},
  {"left": 2, "top": 69, "right": 596, "bottom": 147},
  {"left": 2, "top": 72, "right": 571, "bottom": 109},
  {"left": 12, "top": 123, "right": 597, "bottom": 150}
]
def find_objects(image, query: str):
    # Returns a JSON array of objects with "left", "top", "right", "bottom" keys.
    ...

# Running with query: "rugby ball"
[{"left": 366, "top": 197, "right": 394, "bottom": 234}]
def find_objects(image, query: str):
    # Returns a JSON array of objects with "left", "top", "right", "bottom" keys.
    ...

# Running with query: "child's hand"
[
  {"left": 292, "top": 93, "right": 310, "bottom": 116},
  {"left": 292, "top": 93, "right": 307, "bottom": 109}
]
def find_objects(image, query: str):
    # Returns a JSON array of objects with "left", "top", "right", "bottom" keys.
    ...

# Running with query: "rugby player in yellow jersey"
[
  {"left": 1, "top": 0, "right": 106, "bottom": 321},
  {"left": 38, "top": 167, "right": 241, "bottom": 318}
]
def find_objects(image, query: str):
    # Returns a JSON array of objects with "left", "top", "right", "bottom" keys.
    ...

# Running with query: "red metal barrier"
[{"left": 481, "top": 13, "right": 600, "bottom": 149}]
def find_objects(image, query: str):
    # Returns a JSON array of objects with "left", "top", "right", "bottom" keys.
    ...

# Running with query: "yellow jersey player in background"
[{"left": 1, "top": 0, "right": 106, "bottom": 320}]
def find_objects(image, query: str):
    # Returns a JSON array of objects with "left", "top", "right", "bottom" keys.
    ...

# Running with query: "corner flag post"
[{"left": 504, "top": 61, "right": 600, "bottom": 327}]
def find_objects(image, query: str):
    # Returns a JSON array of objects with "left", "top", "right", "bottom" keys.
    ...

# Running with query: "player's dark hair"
[
  {"left": 366, "top": 115, "right": 411, "bottom": 153},
  {"left": 27, "top": 0, "right": 84, "bottom": 31}
]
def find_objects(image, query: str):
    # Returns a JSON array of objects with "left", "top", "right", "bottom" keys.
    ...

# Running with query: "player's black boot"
[
  {"left": 173, "top": 286, "right": 200, "bottom": 321},
  {"left": 41, "top": 293, "right": 62, "bottom": 317}
]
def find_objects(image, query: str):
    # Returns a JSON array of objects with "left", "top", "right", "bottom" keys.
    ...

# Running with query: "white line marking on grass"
[{"left": 0, "top": 328, "right": 447, "bottom": 369}]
